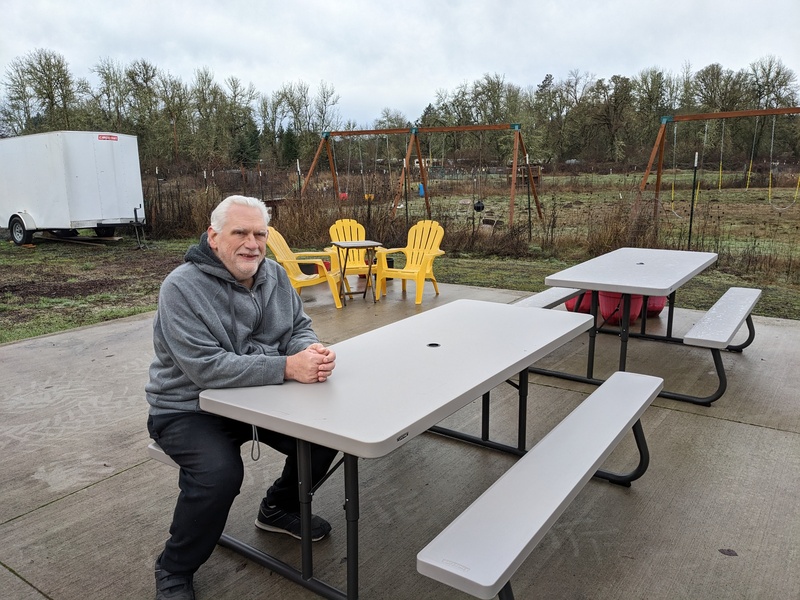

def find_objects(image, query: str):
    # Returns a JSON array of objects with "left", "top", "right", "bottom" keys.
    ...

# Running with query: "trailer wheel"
[
  {"left": 10, "top": 216, "right": 34, "bottom": 245},
  {"left": 95, "top": 226, "right": 115, "bottom": 238}
]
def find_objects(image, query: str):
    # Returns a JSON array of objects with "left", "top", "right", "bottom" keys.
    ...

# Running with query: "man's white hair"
[{"left": 209, "top": 195, "right": 271, "bottom": 232}]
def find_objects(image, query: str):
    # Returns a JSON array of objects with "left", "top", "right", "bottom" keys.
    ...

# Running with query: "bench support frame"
[
  {"left": 530, "top": 291, "right": 758, "bottom": 406},
  {"left": 429, "top": 368, "right": 649, "bottom": 486},
  {"left": 430, "top": 369, "right": 529, "bottom": 457}
]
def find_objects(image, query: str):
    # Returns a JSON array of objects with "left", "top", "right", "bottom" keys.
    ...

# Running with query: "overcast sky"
[{"left": 3, "top": 0, "right": 798, "bottom": 126}]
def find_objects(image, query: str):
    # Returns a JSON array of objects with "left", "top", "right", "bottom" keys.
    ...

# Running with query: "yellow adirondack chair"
[
  {"left": 375, "top": 220, "right": 445, "bottom": 304},
  {"left": 266, "top": 226, "right": 348, "bottom": 309},
  {"left": 327, "top": 219, "right": 375, "bottom": 281}
]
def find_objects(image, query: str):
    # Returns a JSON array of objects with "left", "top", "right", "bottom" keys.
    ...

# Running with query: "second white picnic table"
[{"left": 536, "top": 247, "right": 719, "bottom": 394}]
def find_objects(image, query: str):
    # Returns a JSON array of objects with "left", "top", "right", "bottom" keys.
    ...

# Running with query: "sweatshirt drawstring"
[
  {"left": 251, "top": 425, "right": 261, "bottom": 461},
  {"left": 227, "top": 283, "right": 238, "bottom": 350},
  {"left": 229, "top": 283, "right": 260, "bottom": 460}
]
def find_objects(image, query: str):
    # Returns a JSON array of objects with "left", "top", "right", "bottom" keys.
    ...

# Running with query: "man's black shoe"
[
  {"left": 255, "top": 503, "right": 331, "bottom": 541},
  {"left": 155, "top": 555, "right": 195, "bottom": 600}
]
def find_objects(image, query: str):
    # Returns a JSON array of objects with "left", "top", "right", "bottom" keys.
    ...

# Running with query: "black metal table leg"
[
  {"left": 344, "top": 454, "right": 360, "bottom": 599},
  {"left": 428, "top": 369, "right": 529, "bottom": 457},
  {"left": 338, "top": 247, "right": 349, "bottom": 306},
  {"left": 297, "top": 439, "right": 314, "bottom": 579},
  {"left": 618, "top": 293, "right": 631, "bottom": 371},
  {"left": 586, "top": 291, "right": 599, "bottom": 379},
  {"left": 517, "top": 368, "right": 528, "bottom": 452}
]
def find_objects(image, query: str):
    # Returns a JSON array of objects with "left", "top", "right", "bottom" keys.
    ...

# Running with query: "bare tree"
[
  {"left": 5, "top": 49, "right": 84, "bottom": 131},
  {"left": 589, "top": 75, "right": 634, "bottom": 163},
  {"left": 125, "top": 59, "right": 164, "bottom": 167},
  {"left": 631, "top": 67, "right": 676, "bottom": 151},
  {"left": 189, "top": 67, "right": 227, "bottom": 168},
  {"left": 312, "top": 80, "right": 341, "bottom": 133},
  {"left": 633, "top": 68, "right": 670, "bottom": 119},
  {"left": 258, "top": 90, "right": 289, "bottom": 165},
  {"left": 372, "top": 107, "right": 409, "bottom": 164},
  {"left": 224, "top": 76, "right": 260, "bottom": 167},
  {"left": 472, "top": 73, "right": 508, "bottom": 123},
  {"left": 533, "top": 71, "right": 594, "bottom": 162},
  {"left": 158, "top": 72, "right": 190, "bottom": 162},
  {"left": 748, "top": 55, "right": 798, "bottom": 109},
  {"left": 90, "top": 58, "right": 132, "bottom": 132},
  {"left": 563, "top": 70, "right": 594, "bottom": 108},
  {"left": 0, "top": 56, "right": 36, "bottom": 134},
  {"left": 677, "top": 61, "right": 696, "bottom": 112},
  {"left": 694, "top": 63, "right": 749, "bottom": 112},
  {"left": 282, "top": 80, "right": 312, "bottom": 133}
]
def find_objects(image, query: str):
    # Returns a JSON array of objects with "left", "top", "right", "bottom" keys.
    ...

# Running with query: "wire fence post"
[{"left": 688, "top": 151, "right": 698, "bottom": 250}]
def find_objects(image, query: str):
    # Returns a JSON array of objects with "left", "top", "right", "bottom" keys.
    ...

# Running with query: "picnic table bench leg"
[
  {"left": 530, "top": 288, "right": 753, "bottom": 407},
  {"left": 531, "top": 344, "right": 728, "bottom": 407},
  {"left": 658, "top": 348, "right": 726, "bottom": 406},
  {"left": 727, "top": 314, "right": 756, "bottom": 352},
  {"left": 594, "top": 419, "right": 650, "bottom": 487}
]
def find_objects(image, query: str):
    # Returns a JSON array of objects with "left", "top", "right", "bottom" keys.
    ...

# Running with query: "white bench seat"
[
  {"left": 147, "top": 441, "right": 179, "bottom": 468},
  {"left": 648, "top": 286, "right": 761, "bottom": 406},
  {"left": 683, "top": 287, "right": 761, "bottom": 349},
  {"left": 513, "top": 287, "right": 584, "bottom": 310},
  {"left": 417, "top": 371, "right": 664, "bottom": 600}
]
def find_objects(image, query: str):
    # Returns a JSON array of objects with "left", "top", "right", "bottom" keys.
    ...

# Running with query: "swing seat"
[
  {"left": 375, "top": 220, "right": 445, "bottom": 305},
  {"left": 266, "top": 226, "right": 348, "bottom": 309}
]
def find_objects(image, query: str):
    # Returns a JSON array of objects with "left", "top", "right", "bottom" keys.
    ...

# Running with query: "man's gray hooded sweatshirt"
[{"left": 146, "top": 232, "right": 319, "bottom": 415}]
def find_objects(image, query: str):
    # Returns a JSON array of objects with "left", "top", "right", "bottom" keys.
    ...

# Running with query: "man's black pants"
[{"left": 148, "top": 411, "right": 338, "bottom": 575}]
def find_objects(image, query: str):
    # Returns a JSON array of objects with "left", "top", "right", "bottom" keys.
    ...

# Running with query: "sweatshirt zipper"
[{"left": 249, "top": 287, "right": 263, "bottom": 333}]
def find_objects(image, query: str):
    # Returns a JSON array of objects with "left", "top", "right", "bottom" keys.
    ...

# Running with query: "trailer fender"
[{"left": 10, "top": 212, "right": 37, "bottom": 231}]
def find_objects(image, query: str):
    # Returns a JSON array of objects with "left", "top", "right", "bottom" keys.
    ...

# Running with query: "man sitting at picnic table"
[{"left": 146, "top": 195, "right": 338, "bottom": 600}]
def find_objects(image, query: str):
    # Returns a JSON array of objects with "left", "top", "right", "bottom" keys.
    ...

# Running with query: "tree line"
[{"left": 1, "top": 49, "right": 798, "bottom": 177}]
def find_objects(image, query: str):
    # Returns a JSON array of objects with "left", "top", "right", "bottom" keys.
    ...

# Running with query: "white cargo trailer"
[{"left": 0, "top": 131, "right": 146, "bottom": 245}]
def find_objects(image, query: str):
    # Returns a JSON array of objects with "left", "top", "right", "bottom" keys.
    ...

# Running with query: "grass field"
[
  {"left": 2, "top": 222, "right": 798, "bottom": 345},
  {"left": 2, "top": 170, "right": 798, "bottom": 344}
]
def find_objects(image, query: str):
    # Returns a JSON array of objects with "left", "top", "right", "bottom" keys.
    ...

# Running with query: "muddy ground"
[{"left": 0, "top": 231, "right": 187, "bottom": 337}]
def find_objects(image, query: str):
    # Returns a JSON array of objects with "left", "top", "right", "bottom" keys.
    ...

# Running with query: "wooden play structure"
[
  {"left": 301, "top": 124, "right": 543, "bottom": 226},
  {"left": 638, "top": 106, "right": 800, "bottom": 227}
]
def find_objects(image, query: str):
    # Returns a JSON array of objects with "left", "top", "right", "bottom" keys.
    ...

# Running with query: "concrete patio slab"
[{"left": 1, "top": 277, "right": 798, "bottom": 599}]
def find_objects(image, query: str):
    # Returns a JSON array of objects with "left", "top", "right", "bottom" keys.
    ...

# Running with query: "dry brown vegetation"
[{"left": 2, "top": 166, "right": 799, "bottom": 345}]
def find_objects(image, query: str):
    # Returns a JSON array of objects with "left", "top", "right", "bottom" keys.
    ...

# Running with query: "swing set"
[
  {"left": 639, "top": 106, "right": 800, "bottom": 226},
  {"left": 300, "top": 124, "right": 544, "bottom": 226}
]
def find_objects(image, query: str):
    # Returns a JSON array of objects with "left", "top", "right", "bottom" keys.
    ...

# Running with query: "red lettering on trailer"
[{"left": 97, "top": 135, "right": 118, "bottom": 141}]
